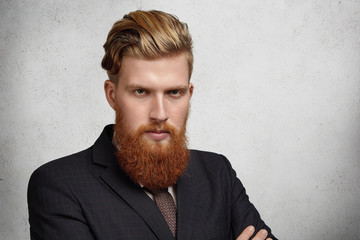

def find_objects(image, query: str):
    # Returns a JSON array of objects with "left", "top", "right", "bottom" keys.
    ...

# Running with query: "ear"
[
  {"left": 104, "top": 80, "right": 116, "bottom": 110},
  {"left": 189, "top": 82, "right": 194, "bottom": 98}
]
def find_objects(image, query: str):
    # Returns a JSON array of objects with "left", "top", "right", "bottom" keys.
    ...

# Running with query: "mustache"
[{"left": 137, "top": 122, "right": 176, "bottom": 134}]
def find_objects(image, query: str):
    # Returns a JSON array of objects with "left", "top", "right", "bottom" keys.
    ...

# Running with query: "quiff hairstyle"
[{"left": 101, "top": 10, "right": 193, "bottom": 84}]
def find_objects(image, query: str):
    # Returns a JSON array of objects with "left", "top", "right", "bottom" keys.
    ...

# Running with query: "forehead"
[{"left": 117, "top": 55, "right": 190, "bottom": 88}]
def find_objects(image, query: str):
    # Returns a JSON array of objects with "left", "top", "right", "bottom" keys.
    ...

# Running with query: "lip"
[{"left": 144, "top": 130, "right": 170, "bottom": 141}]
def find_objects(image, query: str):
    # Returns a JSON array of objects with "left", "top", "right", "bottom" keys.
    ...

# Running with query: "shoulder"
[
  {"left": 32, "top": 124, "right": 114, "bottom": 175},
  {"left": 188, "top": 149, "right": 235, "bottom": 183},
  {"left": 189, "top": 149, "right": 232, "bottom": 169},
  {"left": 36, "top": 147, "right": 92, "bottom": 170},
  {"left": 29, "top": 147, "right": 95, "bottom": 187}
]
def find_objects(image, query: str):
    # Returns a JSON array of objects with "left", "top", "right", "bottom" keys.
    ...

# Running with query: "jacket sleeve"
[
  {"left": 27, "top": 165, "right": 96, "bottom": 240},
  {"left": 221, "top": 155, "right": 278, "bottom": 240}
]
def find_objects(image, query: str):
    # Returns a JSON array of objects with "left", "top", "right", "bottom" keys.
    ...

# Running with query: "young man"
[{"left": 28, "top": 10, "right": 277, "bottom": 240}]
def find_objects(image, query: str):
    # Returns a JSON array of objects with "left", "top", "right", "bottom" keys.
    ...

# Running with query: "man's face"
[
  {"left": 106, "top": 54, "right": 193, "bottom": 143},
  {"left": 104, "top": 54, "right": 193, "bottom": 189}
]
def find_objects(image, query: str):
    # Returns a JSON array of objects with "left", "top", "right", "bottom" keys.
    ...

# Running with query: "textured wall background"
[{"left": 1, "top": 0, "right": 359, "bottom": 239}]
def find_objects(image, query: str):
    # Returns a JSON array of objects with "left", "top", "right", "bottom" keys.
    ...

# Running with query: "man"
[{"left": 28, "top": 10, "right": 277, "bottom": 240}]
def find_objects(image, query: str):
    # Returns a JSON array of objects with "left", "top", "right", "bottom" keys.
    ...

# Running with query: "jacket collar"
[{"left": 92, "top": 124, "right": 116, "bottom": 168}]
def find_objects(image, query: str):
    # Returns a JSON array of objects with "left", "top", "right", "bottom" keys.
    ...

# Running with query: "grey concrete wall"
[{"left": 1, "top": 0, "right": 359, "bottom": 239}]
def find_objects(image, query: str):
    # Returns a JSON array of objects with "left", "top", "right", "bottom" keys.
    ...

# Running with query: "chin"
[{"left": 143, "top": 136, "right": 169, "bottom": 145}]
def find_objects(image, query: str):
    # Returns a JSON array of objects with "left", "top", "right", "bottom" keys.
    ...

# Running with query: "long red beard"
[{"left": 113, "top": 108, "right": 189, "bottom": 191}]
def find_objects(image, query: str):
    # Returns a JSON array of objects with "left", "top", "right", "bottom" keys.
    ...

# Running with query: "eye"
[
  {"left": 169, "top": 89, "right": 180, "bottom": 95},
  {"left": 167, "top": 89, "right": 186, "bottom": 98},
  {"left": 135, "top": 89, "right": 146, "bottom": 95}
]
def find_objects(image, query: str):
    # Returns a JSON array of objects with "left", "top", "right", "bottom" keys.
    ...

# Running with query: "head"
[{"left": 102, "top": 10, "right": 194, "bottom": 190}]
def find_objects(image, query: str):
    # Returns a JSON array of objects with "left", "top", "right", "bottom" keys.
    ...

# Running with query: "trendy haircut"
[{"left": 101, "top": 10, "right": 193, "bottom": 84}]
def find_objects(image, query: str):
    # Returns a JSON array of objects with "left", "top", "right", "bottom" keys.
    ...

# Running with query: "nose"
[{"left": 149, "top": 95, "right": 169, "bottom": 123}]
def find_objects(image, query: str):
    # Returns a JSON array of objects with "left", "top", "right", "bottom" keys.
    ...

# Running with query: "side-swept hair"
[{"left": 101, "top": 10, "right": 193, "bottom": 83}]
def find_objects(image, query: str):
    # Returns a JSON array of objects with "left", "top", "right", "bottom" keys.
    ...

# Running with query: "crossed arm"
[{"left": 220, "top": 154, "right": 277, "bottom": 240}]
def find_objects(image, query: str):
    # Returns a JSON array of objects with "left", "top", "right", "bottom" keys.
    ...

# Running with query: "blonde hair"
[{"left": 101, "top": 10, "right": 193, "bottom": 83}]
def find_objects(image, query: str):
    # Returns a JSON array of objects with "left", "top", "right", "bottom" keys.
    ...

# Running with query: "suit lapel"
[
  {"left": 176, "top": 155, "right": 197, "bottom": 240},
  {"left": 92, "top": 125, "right": 174, "bottom": 240},
  {"left": 100, "top": 166, "right": 174, "bottom": 240}
]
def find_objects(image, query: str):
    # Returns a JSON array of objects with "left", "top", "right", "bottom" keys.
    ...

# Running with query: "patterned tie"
[{"left": 153, "top": 189, "right": 177, "bottom": 237}]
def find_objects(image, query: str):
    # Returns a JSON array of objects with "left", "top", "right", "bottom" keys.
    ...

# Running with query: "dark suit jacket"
[{"left": 28, "top": 125, "right": 277, "bottom": 240}]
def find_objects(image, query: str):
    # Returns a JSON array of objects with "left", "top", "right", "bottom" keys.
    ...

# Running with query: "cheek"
[
  {"left": 117, "top": 101, "right": 147, "bottom": 130},
  {"left": 124, "top": 110, "right": 146, "bottom": 129},
  {"left": 170, "top": 103, "right": 190, "bottom": 127}
]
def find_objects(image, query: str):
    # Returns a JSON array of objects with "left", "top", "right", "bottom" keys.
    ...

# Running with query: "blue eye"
[
  {"left": 135, "top": 89, "right": 145, "bottom": 95},
  {"left": 170, "top": 90, "right": 180, "bottom": 95},
  {"left": 167, "top": 89, "right": 186, "bottom": 98}
]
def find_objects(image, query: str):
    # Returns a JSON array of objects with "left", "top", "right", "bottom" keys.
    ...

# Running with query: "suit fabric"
[{"left": 28, "top": 125, "right": 277, "bottom": 240}]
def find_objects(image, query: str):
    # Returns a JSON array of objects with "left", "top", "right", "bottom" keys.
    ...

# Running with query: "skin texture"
[{"left": 104, "top": 54, "right": 193, "bottom": 145}]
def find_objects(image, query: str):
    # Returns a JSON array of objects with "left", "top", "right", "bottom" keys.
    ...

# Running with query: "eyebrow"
[
  {"left": 125, "top": 84, "right": 147, "bottom": 90},
  {"left": 125, "top": 84, "right": 189, "bottom": 91}
]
